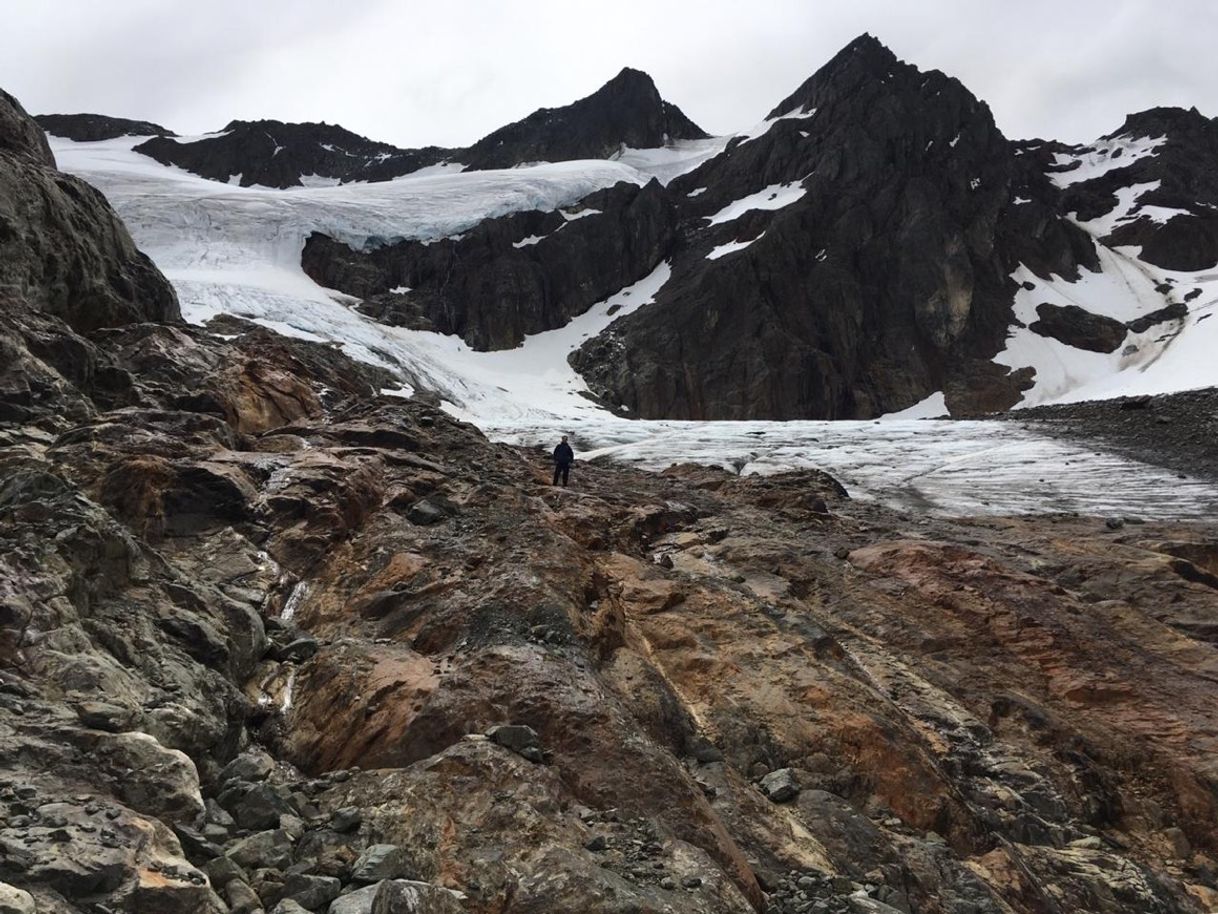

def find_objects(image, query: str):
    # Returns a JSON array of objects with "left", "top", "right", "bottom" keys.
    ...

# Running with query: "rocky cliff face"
[
  {"left": 133, "top": 120, "right": 456, "bottom": 189},
  {"left": 569, "top": 35, "right": 1098, "bottom": 418},
  {"left": 301, "top": 179, "right": 678, "bottom": 349},
  {"left": 4, "top": 83, "right": 1218, "bottom": 914},
  {"left": 1033, "top": 106, "right": 1218, "bottom": 271},
  {"left": 459, "top": 67, "right": 708, "bottom": 170},
  {"left": 0, "top": 91, "right": 179, "bottom": 332}
]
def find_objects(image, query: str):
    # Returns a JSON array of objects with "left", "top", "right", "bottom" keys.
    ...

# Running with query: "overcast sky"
[{"left": 2, "top": 0, "right": 1214, "bottom": 147}]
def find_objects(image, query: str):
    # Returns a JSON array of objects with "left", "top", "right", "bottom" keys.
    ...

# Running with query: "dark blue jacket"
[{"left": 553, "top": 442, "right": 574, "bottom": 466}]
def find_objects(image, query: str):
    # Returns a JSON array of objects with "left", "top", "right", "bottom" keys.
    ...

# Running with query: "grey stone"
[
  {"left": 227, "top": 829, "right": 295, "bottom": 871},
  {"left": 220, "top": 782, "right": 297, "bottom": 831},
  {"left": 281, "top": 873, "right": 342, "bottom": 910},
  {"left": 760, "top": 768, "right": 800, "bottom": 803},
  {"left": 406, "top": 499, "right": 448, "bottom": 526},
  {"left": 370, "top": 880, "right": 465, "bottom": 914},
  {"left": 487, "top": 724, "right": 542, "bottom": 761},
  {"left": 274, "top": 636, "right": 321, "bottom": 663},
  {"left": 204, "top": 854, "right": 248, "bottom": 890},
  {"left": 329, "top": 883, "right": 380, "bottom": 914},
  {"left": 220, "top": 749, "right": 276, "bottom": 783},
  {"left": 226, "top": 879, "right": 264, "bottom": 914},
  {"left": 330, "top": 807, "right": 363, "bottom": 833},
  {"left": 75, "top": 700, "right": 139, "bottom": 732},
  {"left": 0, "top": 882, "right": 35, "bottom": 914},
  {"left": 351, "top": 844, "right": 417, "bottom": 883}
]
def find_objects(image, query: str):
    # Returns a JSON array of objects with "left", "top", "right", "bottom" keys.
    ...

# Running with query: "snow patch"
[
  {"left": 881, "top": 391, "right": 948, "bottom": 419},
  {"left": 613, "top": 138, "right": 732, "bottom": 185},
  {"left": 1048, "top": 134, "right": 1167, "bottom": 189},
  {"left": 707, "top": 232, "right": 764, "bottom": 260},
  {"left": 705, "top": 182, "right": 807, "bottom": 226},
  {"left": 733, "top": 107, "right": 817, "bottom": 147}
]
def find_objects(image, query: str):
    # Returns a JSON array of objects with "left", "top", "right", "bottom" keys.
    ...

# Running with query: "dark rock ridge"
[
  {"left": 292, "top": 34, "right": 1217, "bottom": 419},
  {"left": 459, "top": 66, "right": 708, "bottom": 170},
  {"left": 134, "top": 119, "right": 456, "bottom": 189},
  {"left": 569, "top": 34, "right": 1100, "bottom": 418},
  {"left": 302, "top": 179, "right": 678, "bottom": 349},
  {"left": 0, "top": 91, "right": 179, "bottom": 331},
  {"left": 37, "top": 112, "right": 176, "bottom": 142},
  {"left": 127, "top": 68, "right": 704, "bottom": 188},
  {"left": 3, "top": 83, "right": 1218, "bottom": 913},
  {"left": 1, "top": 89, "right": 55, "bottom": 164}
]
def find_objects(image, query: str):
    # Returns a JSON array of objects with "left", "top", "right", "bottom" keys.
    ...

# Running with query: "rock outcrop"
[
  {"left": 4, "top": 74, "right": 1218, "bottom": 914},
  {"left": 568, "top": 34, "right": 1098, "bottom": 418},
  {"left": 127, "top": 68, "right": 705, "bottom": 189},
  {"left": 459, "top": 66, "right": 708, "bottom": 170},
  {"left": 1029, "top": 302, "right": 1129, "bottom": 353},
  {"left": 302, "top": 179, "right": 678, "bottom": 348},
  {"left": 1, "top": 91, "right": 179, "bottom": 332},
  {"left": 37, "top": 112, "right": 175, "bottom": 142},
  {"left": 134, "top": 120, "right": 455, "bottom": 189},
  {"left": 1049, "top": 106, "right": 1218, "bottom": 271}
]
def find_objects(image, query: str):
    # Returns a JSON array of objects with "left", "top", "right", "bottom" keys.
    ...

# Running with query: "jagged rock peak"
[
  {"left": 36, "top": 112, "right": 175, "bottom": 142},
  {"left": 765, "top": 32, "right": 992, "bottom": 132},
  {"left": 459, "top": 66, "right": 707, "bottom": 170}
]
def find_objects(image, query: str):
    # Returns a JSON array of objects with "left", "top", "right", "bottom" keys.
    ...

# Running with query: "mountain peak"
[
  {"left": 767, "top": 33, "right": 903, "bottom": 118},
  {"left": 460, "top": 67, "right": 707, "bottom": 170}
]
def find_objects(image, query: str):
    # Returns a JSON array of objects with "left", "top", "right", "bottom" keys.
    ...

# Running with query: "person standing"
[{"left": 552, "top": 435, "right": 574, "bottom": 487}]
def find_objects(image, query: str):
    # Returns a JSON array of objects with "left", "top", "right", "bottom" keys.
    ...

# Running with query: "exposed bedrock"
[
  {"left": 571, "top": 35, "right": 1100, "bottom": 419},
  {"left": 302, "top": 179, "right": 679, "bottom": 349},
  {"left": 36, "top": 112, "right": 176, "bottom": 143},
  {"left": 459, "top": 66, "right": 708, "bottom": 171},
  {"left": 1, "top": 91, "right": 179, "bottom": 332},
  {"left": 4, "top": 64, "right": 1218, "bottom": 914}
]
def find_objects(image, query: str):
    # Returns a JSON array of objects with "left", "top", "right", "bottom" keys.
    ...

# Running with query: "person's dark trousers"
[{"left": 553, "top": 463, "right": 571, "bottom": 486}]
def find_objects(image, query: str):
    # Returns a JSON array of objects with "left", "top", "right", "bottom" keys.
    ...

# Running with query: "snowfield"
[{"left": 49, "top": 135, "right": 1218, "bottom": 518}]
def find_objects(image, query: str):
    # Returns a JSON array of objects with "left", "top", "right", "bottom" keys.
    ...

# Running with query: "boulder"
[
  {"left": 370, "top": 880, "right": 465, "bottom": 914},
  {"left": 219, "top": 748, "right": 277, "bottom": 783},
  {"left": 227, "top": 830, "right": 295, "bottom": 871},
  {"left": 0, "top": 883, "right": 34, "bottom": 914},
  {"left": 1028, "top": 303, "right": 1128, "bottom": 353},
  {"left": 487, "top": 724, "right": 544, "bottom": 762},
  {"left": 759, "top": 768, "right": 801, "bottom": 803},
  {"left": 351, "top": 844, "right": 418, "bottom": 884},
  {"left": 279, "top": 873, "right": 342, "bottom": 910}
]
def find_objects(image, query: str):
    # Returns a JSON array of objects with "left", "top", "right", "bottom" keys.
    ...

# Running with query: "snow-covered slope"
[
  {"left": 51, "top": 136, "right": 670, "bottom": 424},
  {"left": 48, "top": 134, "right": 1218, "bottom": 518}
]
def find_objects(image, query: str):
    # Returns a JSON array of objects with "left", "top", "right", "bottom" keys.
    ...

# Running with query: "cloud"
[{"left": 0, "top": 0, "right": 1213, "bottom": 147}]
